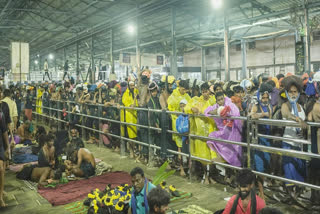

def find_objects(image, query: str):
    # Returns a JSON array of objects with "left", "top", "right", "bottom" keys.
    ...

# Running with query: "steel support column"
[
  {"left": 171, "top": 7, "right": 178, "bottom": 77},
  {"left": 110, "top": 29, "right": 114, "bottom": 74},
  {"left": 63, "top": 47, "right": 66, "bottom": 63},
  {"left": 201, "top": 47, "right": 206, "bottom": 81},
  {"left": 304, "top": 0, "right": 311, "bottom": 73},
  {"left": 76, "top": 41, "right": 79, "bottom": 81},
  {"left": 241, "top": 39, "right": 247, "bottom": 80},
  {"left": 224, "top": 12, "right": 230, "bottom": 81},
  {"left": 91, "top": 36, "right": 95, "bottom": 83},
  {"left": 54, "top": 54, "right": 56, "bottom": 72},
  {"left": 136, "top": 16, "right": 141, "bottom": 72},
  {"left": 273, "top": 38, "right": 276, "bottom": 76}
]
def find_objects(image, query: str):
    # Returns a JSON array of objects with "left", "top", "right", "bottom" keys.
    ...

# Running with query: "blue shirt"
[{"left": 129, "top": 181, "right": 156, "bottom": 214}]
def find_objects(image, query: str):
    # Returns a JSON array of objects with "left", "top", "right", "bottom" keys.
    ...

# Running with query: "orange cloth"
[
  {"left": 231, "top": 96, "right": 243, "bottom": 111},
  {"left": 301, "top": 73, "right": 309, "bottom": 86}
]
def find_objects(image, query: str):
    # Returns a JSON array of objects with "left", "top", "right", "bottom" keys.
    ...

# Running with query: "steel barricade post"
[
  {"left": 188, "top": 114, "right": 192, "bottom": 182},
  {"left": 49, "top": 99, "right": 52, "bottom": 126},
  {"left": 120, "top": 107, "right": 126, "bottom": 157},
  {"left": 57, "top": 100, "right": 61, "bottom": 131},
  {"left": 147, "top": 107, "right": 153, "bottom": 166},
  {"left": 246, "top": 116, "right": 251, "bottom": 169},
  {"left": 81, "top": 103, "right": 86, "bottom": 140},
  {"left": 67, "top": 101, "right": 72, "bottom": 125},
  {"left": 98, "top": 104, "right": 102, "bottom": 147},
  {"left": 160, "top": 109, "right": 167, "bottom": 160}
]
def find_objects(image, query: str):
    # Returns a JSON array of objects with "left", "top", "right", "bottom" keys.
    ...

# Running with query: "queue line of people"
[{"left": 1, "top": 70, "right": 320, "bottom": 209}]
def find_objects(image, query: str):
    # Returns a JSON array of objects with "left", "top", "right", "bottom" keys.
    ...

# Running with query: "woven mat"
[
  {"left": 174, "top": 205, "right": 213, "bottom": 214},
  {"left": 64, "top": 190, "right": 192, "bottom": 214},
  {"left": 170, "top": 190, "right": 192, "bottom": 203},
  {"left": 64, "top": 201, "right": 88, "bottom": 214}
]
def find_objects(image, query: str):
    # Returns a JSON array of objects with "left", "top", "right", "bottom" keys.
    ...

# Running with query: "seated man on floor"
[
  {"left": 128, "top": 167, "right": 156, "bottom": 214},
  {"left": 66, "top": 125, "right": 84, "bottom": 149},
  {"left": 16, "top": 120, "right": 34, "bottom": 145},
  {"left": 65, "top": 145, "right": 96, "bottom": 178},
  {"left": 17, "top": 164, "right": 64, "bottom": 186},
  {"left": 222, "top": 168, "right": 265, "bottom": 214},
  {"left": 38, "top": 134, "right": 55, "bottom": 168}
]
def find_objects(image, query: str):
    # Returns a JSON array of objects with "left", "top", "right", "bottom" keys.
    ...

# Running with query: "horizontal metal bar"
[
  {"left": 189, "top": 133, "right": 248, "bottom": 147},
  {"left": 255, "top": 118, "right": 320, "bottom": 127},
  {"left": 258, "top": 134, "right": 311, "bottom": 145}
]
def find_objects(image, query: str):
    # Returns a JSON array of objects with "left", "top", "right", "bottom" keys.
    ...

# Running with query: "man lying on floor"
[
  {"left": 65, "top": 145, "right": 96, "bottom": 178},
  {"left": 17, "top": 165, "right": 64, "bottom": 186}
]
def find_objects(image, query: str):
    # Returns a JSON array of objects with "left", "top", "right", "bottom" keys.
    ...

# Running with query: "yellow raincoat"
[
  {"left": 184, "top": 96, "right": 217, "bottom": 164},
  {"left": 167, "top": 88, "right": 191, "bottom": 147},
  {"left": 121, "top": 88, "right": 139, "bottom": 139},
  {"left": 208, "top": 95, "right": 216, "bottom": 106},
  {"left": 36, "top": 88, "right": 43, "bottom": 114}
]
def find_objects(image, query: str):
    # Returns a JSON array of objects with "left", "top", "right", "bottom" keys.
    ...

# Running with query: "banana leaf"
[
  {"left": 154, "top": 160, "right": 170, "bottom": 179},
  {"left": 152, "top": 169, "right": 176, "bottom": 186}
]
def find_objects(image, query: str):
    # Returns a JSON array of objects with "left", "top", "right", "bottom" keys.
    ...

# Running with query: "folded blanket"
[{"left": 13, "top": 153, "right": 38, "bottom": 164}]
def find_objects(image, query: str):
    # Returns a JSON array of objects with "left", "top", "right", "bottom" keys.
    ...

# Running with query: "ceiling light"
[
  {"left": 127, "top": 24, "right": 135, "bottom": 34},
  {"left": 37, "top": 54, "right": 40, "bottom": 57},
  {"left": 211, "top": 0, "right": 223, "bottom": 9},
  {"left": 34, "top": 60, "right": 38, "bottom": 64},
  {"left": 49, "top": 54, "right": 54, "bottom": 59}
]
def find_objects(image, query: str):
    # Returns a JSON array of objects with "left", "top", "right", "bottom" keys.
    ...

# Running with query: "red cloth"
[
  {"left": 38, "top": 171, "right": 131, "bottom": 206},
  {"left": 223, "top": 195, "right": 266, "bottom": 214},
  {"left": 220, "top": 106, "right": 231, "bottom": 117},
  {"left": 223, "top": 120, "right": 234, "bottom": 127}
]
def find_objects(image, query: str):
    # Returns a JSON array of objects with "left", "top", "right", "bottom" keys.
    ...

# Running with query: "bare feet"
[
  {"left": 204, "top": 176, "right": 210, "bottom": 185},
  {"left": 209, "top": 177, "right": 217, "bottom": 184},
  {"left": 114, "top": 147, "right": 120, "bottom": 152},
  {"left": 180, "top": 168, "right": 186, "bottom": 177},
  {"left": 0, "top": 198, "right": 7, "bottom": 208}
]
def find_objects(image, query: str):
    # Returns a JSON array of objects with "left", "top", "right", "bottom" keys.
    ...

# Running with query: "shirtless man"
[
  {"left": 17, "top": 164, "right": 63, "bottom": 186},
  {"left": 16, "top": 120, "right": 33, "bottom": 145},
  {"left": 31, "top": 167, "right": 62, "bottom": 186},
  {"left": 65, "top": 147, "right": 96, "bottom": 178}
]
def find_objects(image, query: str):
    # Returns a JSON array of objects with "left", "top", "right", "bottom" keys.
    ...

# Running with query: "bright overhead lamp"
[
  {"left": 37, "top": 54, "right": 40, "bottom": 57},
  {"left": 127, "top": 24, "right": 135, "bottom": 34},
  {"left": 211, "top": 0, "right": 223, "bottom": 9},
  {"left": 49, "top": 54, "right": 54, "bottom": 59},
  {"left": 34, "top": 60, "right": 38, "bottom": 64}
]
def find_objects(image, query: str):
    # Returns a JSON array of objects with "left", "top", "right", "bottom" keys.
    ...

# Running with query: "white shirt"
[
  {"left": 283, "top": 104, "right": 306, "bottom": 147},
  {"left": 44, "top": 61, "right": 48, "bottom": 70}
]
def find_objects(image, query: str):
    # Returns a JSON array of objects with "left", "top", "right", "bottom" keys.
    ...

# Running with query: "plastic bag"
[{"left": 176, "top": 115, "right": 189, "bottom": 133}]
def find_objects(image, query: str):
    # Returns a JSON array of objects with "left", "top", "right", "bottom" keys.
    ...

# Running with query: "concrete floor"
[{"left": 0, "top": 140, "right": 314, "bottom": 214}]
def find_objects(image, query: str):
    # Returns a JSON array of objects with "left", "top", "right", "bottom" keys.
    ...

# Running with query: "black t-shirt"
[
  {"left": 0, "top": 108, "right": 8, "bottom": 156},
  {"left": 0, "top": 101, "right": 11, "bottom": 125}
]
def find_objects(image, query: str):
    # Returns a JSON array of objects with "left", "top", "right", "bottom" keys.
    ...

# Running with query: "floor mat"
[
  {"left": 38, "top": 171, "right": 131, "bottom": 206},
  {"left": 170, "top": 190, "right": 193, "bottom": 203},
  {"left": 64, "top": 201, "right": 87, "bottom": 214},
  {"left": 173, "top": 204, "right": 213, "bottom": 214}
]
